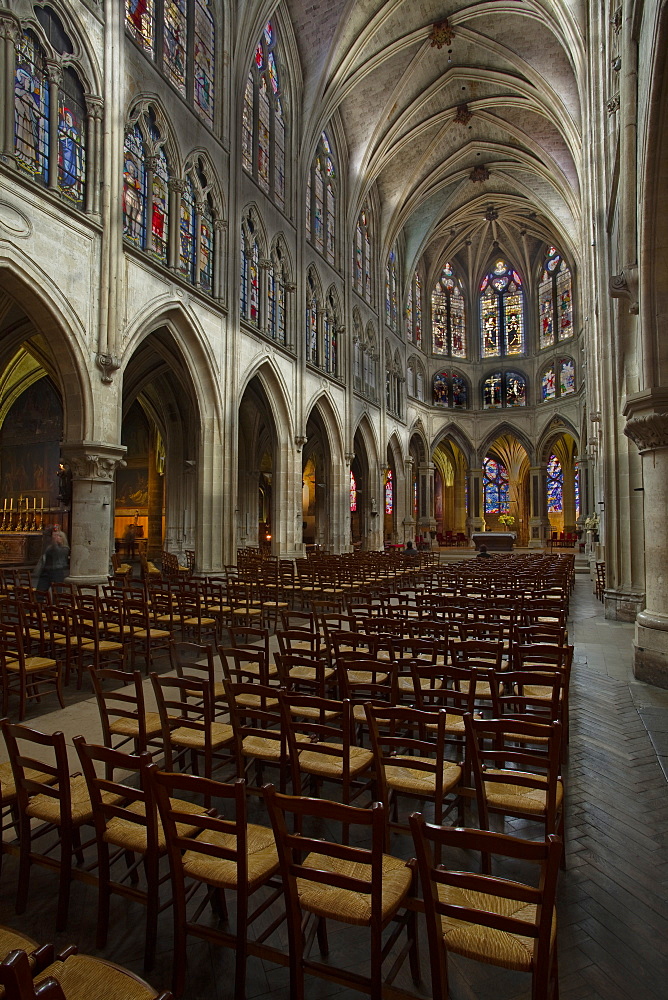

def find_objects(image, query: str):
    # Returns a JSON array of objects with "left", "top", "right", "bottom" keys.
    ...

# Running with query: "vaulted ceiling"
[{"left": 284, "top": 0, "right": 586, "bottom": 286}]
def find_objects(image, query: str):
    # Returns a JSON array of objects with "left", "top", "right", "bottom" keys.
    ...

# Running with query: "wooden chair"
[
  {"left": 1, "top": 722, "right": 105, "bottom": 930},
  {"left": 365, "top": 703, "right": 462, "bottom": 845},
  {"left": 409, "top": 816, "right": 561, "bottom": 1000},
  {"left": 125, "top": 597, "right": 172, "bottom": 672},
  {"left": 263, "top": 785, "right": 420, "bottom": 1000},
  {"left": 0, "top": 622, "right": 64, "bottom": 721},
  {"left": 73, "top": 738, "right": 201, "bottom": 969},
  {"left": 174, "top": 585, "right": 217, "bottom": 645},
  {"left": 274, "top": 652, "right": 336, "bottom": 700},
  {"left": 464, "top": 715, "right": 565, "bottom": 861},
  {"left": 70, "top": 604, "right": 126, "bottom": 689},
  {"left": 150, "top": 674, "right": 234, "bottom": 780},
  {"left": 0, "top": 946, "right": 173, "bottom": 1000},
  {"left": 148, "top": 769, "right": 281, "bottom": 1000},
  {"left": 278, "top": 693, "right": 373, "bottom": 806},
  {"left": 275, "top": 628, "right": 321, "bottom": 658},
  {"left": 0, "top": 733, "right": 58, "bottom": 876},
  {"left": 89, "top": 665, "right": 163, "bottom": 764},
  {"left": 224, "top": 679, "right": 288, "bottom": 792},
  {"left": 169, "top": 640, "right": 226, "bottom": 716}
]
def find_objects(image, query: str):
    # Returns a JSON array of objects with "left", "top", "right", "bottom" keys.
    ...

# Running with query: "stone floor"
[{"left": 1, "top": 577, "right": 667, "bottom": 999}]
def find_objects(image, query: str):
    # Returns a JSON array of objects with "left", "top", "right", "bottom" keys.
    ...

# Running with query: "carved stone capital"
[
  {"left": 96, "top": 353, "right": 121, "bottom": 384},
  {"left": 169, "top": 178, "right": 186, "bottom": 195},
  {"left": 624, "top": 412, "right": 668, "bottom": 453},
  {"left": 0, "top": 12, "right": 20, "bottom": 45},
  {"left": 345, "top": 452, "right": 355, "bottom": 465},
  {"left": 294, "top": 435, "right": 307, "bottom": 451},
  {"left": 85, "top": 94, "right": 104, "bottom": 121},
  {"left": 214, "top": 218, "right": 228, "bottom": 232},
  {"left": 46, "top": 59, "right": 63, "bottom": 88},
  {"left": 60, "top": 444, "right": 127, "bottom": 482},
  {"left": 606, "top": 93, "right": 620, "bottom": 115},
  {"left": 609, "top": 266, "right": 639, "bottom": 314}
]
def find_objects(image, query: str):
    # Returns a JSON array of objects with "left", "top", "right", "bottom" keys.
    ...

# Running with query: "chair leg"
[{"left": 56, "top": 826, "right": 73, "bottom": 931}]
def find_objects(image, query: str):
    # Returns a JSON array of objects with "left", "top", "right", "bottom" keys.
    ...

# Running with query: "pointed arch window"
[
  {"left": 364, "top": 328, "right": 378, "bottom": 401},
  {"left": 123, "top": 108, "right": 170, "bottom": 263},
  {"left": 433, "top": 371, "right": 468, "bottom": 408},
  {"left": 307, "top": 133, "right": 336, "bottom": 264},
  {"left": 432, "top": 263, "right": 466, "bottom": 357},
  {"left": 547, "top": 455, "right": 563, "bottom": 513},
  {"left": 385, "top": 469, "right": 394, "bottom": 514},
  {"left": 177, "top": 158, "right": 218, "bottom": 293},
  {"left": 483, "top": 457, "right": 510, "bottom": 514},
  {"left": 539, "top": 247, "right": 573, "bottom": 348},
  {"left": 14, "top": 24, "right": 88, "bottom": 208},
  {"left": 126, "top": 1, "right": 215, "bottom": 127},
  {"left": 480, "top": 259, "right": 524, "bottom": 357},
  {"left": 240, "top": 211, "right": 261, "bottom": 326},
  {"left": 323, "top": 289, "right": 340, "bottom": 376},
  {"left": 386, "top": 247, "right": 398, "bottom": 331},
  {"left": 241, "top": 21, "right": 286, "bottom": 206},
  {"left": 268, "top": 242, "right": 288, "bottom": 345},
  {"left": 305, "top": 270, "right": 319, "bottom": 365},
  {"left": 541, "top": 358, "right": 576, "bottom": 401},
  {"left": 482, "top": 371, "right": 527, "bottom": 409},
  {"left": 350, "top": 471, "right": 357, "bottom": 512},
  {"left": 354, "top": 207, "right": 372, "bottom": 303}
]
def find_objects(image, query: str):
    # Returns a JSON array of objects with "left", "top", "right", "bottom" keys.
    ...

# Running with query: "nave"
[{"left": 0, "top": 577, "right": 666, "bottom": 1000}]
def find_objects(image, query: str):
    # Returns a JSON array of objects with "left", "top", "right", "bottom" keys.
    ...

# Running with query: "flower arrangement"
[
  {"left": 584, "top": 513, "right": 600, "bottom": 530},
  {"left": 498, "top": 513, "right": 515, "bottom": 528}
]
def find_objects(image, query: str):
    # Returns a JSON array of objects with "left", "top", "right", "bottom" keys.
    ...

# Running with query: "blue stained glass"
[
  {"left": 194, "top": 0, "right": 215, "bottom": 127},
  {"left": 199, "top": 202, "right": 214, "bottom": 292},
  {"left": 547, "top": 455, "right": 563, "bottom": 513},
  {"left": 58, "top": 70, "right": 86, "bottom": 205},
  {"left": 179, "top": 178, "right": 196, "bottom": 278},
  {"left": 240, "top": 227, "right": 248, "bottom": 317},
  {"left": 575, "top": 467, "right": 580, "bottom": 520},
  {"left": 126, "top": 0, "right": 155, "bottom": 53},
  {"left": 123, "top": 126, "right": 146, "bottom": 246},
  {"left": 385, "top": 470, "right": 393, "bottom": 514},
  {"left": 164, "top": 0, "right": 187, "bottom": 95},
  {"left": 149, "top": 147, "right": 169, "bottom": 263},
  {"left": 15, "top": 31, "right": 50, "bottom": 184},
  {"left": 483, "top": 457, "right": 509, "bottom": 514}
]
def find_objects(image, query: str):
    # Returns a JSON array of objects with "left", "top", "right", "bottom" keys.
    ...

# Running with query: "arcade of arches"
[{"left": 0, "top": 1, "right": 667, "bottom": 688}]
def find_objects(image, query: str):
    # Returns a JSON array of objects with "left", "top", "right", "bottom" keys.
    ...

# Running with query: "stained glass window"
[
  {"left": 414, "top": 272, "right": 422, "bottom": 347},
  {"left": 350, "top": 471, "right": 357, "bottom": 513},
  {"left": 405, "top": 282, "right": 413, "bottom": 342},
  {"left": 149, "top": 146, "right": 169, "bottom": 263},
  {"left": 483, "top": 371, "right": 526, "bottom": 408},
  {"left": 268, "top": 244, "right": 287, "bottom": 344},
  {"left": 542, "top": 366, "right": 556, "bottom": 401},
  {"left": 126, "top": 0, "right": 155, "bottom": 53},
  {"left": 306, "top": 272, "right": 318, "bottom": 364},
  {"left": 15, "top": 31, "right": 50, "bottom": 185},
  {"left": 539, "top": 247, "right": 573, "bottom": 348},
  {"left": 307, "top": 134, "right": 336, "bottom": 262},
  {"left": 58, "top": 69, "right": 86, "bottom": 206},
  {"left": 194, "top": 0, "right": 215, "bottom": 126},
  {"left": 365, "top": 232, "right": 372, "bottom": 302},
  {"left": 560, "top": 358, "right": 575, "bottom": 395},
  {"left": 164, "top": 0, "right": 187, "bottom": 95},
  {"left": 178, "top": 177, "right": 196, "bottom": 279},
  {"left": 432, "top": 263, "right": 466, "bottom": 357},
  {"left": 243, "top": 21, "right": 287, "bottom": 205},
  {"left": 433, "top": 371, "right": 468, "bottom": 408},
  {"left": 483, "top": 457, "right": 510, "bottom": 514},
  {"left": 123, "top": 126, "right": 146, "bottom": 246},
  {"left": 241, "top": 213, "right": 261, "bottom": 326},
  {"left": 326, "top": 182, "right": 336, "bottom": 264},
  {"left": 575, "top": 466, "right": 580, "bottom": 520},
  {"left": 385, "top": 470, "right": 393, "bottom": 514},
  {"left": 480, "top": 260, "right": 524, "bottom": 356},
  {"left": 314, "top": 163, "right": 324, "bottom": 253},
  {"left": 127, "top": 1, "right": 215, "bottom": 125},
  {"left": 199, "top": 198, "right": 214, "bottom": 292},
  {"left": 547, "top": 455, "right": 563, "bottom": 513}
]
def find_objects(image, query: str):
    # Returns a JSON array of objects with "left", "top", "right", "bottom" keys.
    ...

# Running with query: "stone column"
[
  {"left": 624, "top": 395, "right": 668, "bottom": 688},
  {"left": 0, "top": 14, "right": 19, "bottom": 160},
  {"left": 146, "top": 427, "right": 163, "bottom": 561},
  {"left": 60, "top": 443, "right": 127, "bottom": 584},
  {"left": 528, "top": 465, "right": 550, "bottom": 548},
  {"left": 417, "top": 461, "right": 437, "bottom": 539},
  {"left": 467, "top": 467, "right": 484, "bottom": 536},
  {"left": 402, "top": 457, "right": 415, "bottom": 544},
  {"left": 85, "top": 96, "right": 103, "bottom": 215},
  {"left": 168, "top": 178, "right": 186, "bottom": 271},
  {"left": 213, "top": 219, "right": 227, "bottom": 302},
  {"left": 562, "top": 457, "right": 577, "bottom": 534}
]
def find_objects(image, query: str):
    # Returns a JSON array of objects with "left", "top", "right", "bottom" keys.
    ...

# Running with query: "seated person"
[
  {"left": 477, "top": 544, "right": 492, "bottom": 558},
  {"left": 404, "top": 540, "right": 420, "bottom": 558}
]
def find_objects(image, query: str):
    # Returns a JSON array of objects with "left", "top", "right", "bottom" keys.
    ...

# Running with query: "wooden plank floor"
[{"left": 0, "top": 577, "right": 666, "bottom": 998}]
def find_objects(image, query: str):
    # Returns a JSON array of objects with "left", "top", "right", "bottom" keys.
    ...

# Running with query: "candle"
[
  {"left": 2, "top": 499, "right": 6, "bottom": 511},
  {"left": 9, "top": 498, "right": 13, "bottom": 510},
  {"left": 33, "top": 498, "right": 37, "bottom": 509}
]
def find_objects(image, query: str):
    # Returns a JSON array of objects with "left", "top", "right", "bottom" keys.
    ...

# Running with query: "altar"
[{"left": 472, "top": 531, "right": 516, "bottom": 552}]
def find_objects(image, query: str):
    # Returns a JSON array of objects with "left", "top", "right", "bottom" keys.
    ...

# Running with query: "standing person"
[{"left": 36, "top": 528, "right": 70, "bottom": 595}]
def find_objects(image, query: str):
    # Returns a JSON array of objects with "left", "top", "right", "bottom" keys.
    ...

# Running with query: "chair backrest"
[
  {"left": 89, "top": 665, "right": 151, "bottom": 748},
  {"left": 449, "top": 639, "right": 504, "bottom": 669},
  {"left": 0, "top": 721, "right": 70, "bottom": 821},
  {"left": 150, "top": 674, "right": 216, "bottom": 770},
  {"left": 336, "top": 657, "right": 398, "bottom": 712},
  {"left": 409, "top": 815, "right": 562, "bottom": 997},
  {"left": 263, "top": 784, "right": 392, "bottom": 925},
  {"left": 274, "top": 653, "right": 330, "bottom": 698},
  {"left": 228, "top": 626, "right": 270, "bottom": 661},
  {"left": 168, "top": 640, "right": 216, "bottom": 687},
  {"left": 219, "top": 645, "right": 271, "bottom": 686},
  {"left": 276, "top": 629, "right": 321, "bottom": 658},
  {"left": 147, "top": 766, "right": 251, "bottom": 900},
  {"left": 0, "top": 949, "right": 67, "bottom": 1000},
  {"left": 489, "top": 669, "right": 562, "bottom": 722},
  {"left": 73, "top": 737, "right": 157, "bottom": 856},
  {"left": 278, "top": 693, "right": 356, "bottom": 774}
]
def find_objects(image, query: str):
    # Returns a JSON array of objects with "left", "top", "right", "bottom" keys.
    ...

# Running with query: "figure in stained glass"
[
  {"left": 15, "top": 33, "right": 49, "bottom": 182},
  {"left": 560, "top": 358, "right": 575, "bottom": 394},
  {"left": 123, "top": 128, "right": 145, "bottom": 244},
  {"left": 126, "top": 0, "right": 154, "bottom": 51},
  {"left": 542, "top": 366, "right": 556, "bottom": 401},
  {"left": 547, "top": 455, "right": 563, "bottom": 513},
  {"left": 385, "top": 470, "right": 393, "bottom": 514},
  {"left": 58, "top": 104, "right": 83, "bottom": 201},
  {"left": 483, "top": 457, "right": 509, "bottom": 514},
  {"left": 432, "top": 264, "right": 466, "bottom": 356},
  {"left": 350, "top": 471, "right": 357, "bottom": 513}
]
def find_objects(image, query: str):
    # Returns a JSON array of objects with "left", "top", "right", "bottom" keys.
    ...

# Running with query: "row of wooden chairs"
[{"left": 0, "top": 718, "right": 562, "bottom": 1000}]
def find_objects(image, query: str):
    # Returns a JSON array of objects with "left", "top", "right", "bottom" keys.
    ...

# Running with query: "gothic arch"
[
  {"left": 537, "top": 419, "right": 580, "bottom": 466},
  {"left": 477, "top": 421, "right": 535, "bottom": 466},
  {"left": 127, "top": 96, "right": 182, "bottom": 176},
  {"left": 353, "top": 412, "right": 380, "bottom": 472},
  {"left": 18, "top": 1, "right": 103, "bottom": 95},
  {"left": 431, "top": 423, "right": 474, "bottom": 466},
  {"left": 183, "top": 148, "right": 226, "bottom": 219},
  {"left": 304, "top": 391, "right": 345, "bottom": 466},
  {"left": 0, "top": 259, "right": 92, "bottom": 442},
  {"left": 238, "top": 358, "right": 294, "bottom": 445}
]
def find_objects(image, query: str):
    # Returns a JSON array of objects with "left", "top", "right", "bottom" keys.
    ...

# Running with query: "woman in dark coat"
[{"left": 37, "top": 528, "right": 70, "bottom": 594}]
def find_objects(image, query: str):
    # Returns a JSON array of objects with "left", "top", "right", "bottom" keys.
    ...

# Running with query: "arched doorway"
[
  {"left": 541, "top": 431, "right": 579, "bottom": 538},
  {"left": 433, "top": 438, "right": 468, "bottom": 537},
  {"left": 350, "top": 426, "right": 371, "bottom": 549},
  {"left": 302, "top": 407, "right": 333, "bottom": 552},
  {"left": 481, "top": 433, "right": 530, "bottom": 545},
  {"left": 122, "top": 327, "right": 201, "bottom": 566},
  {"left": 237, "top": 376, "right": 278, "bottom": 552}
]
